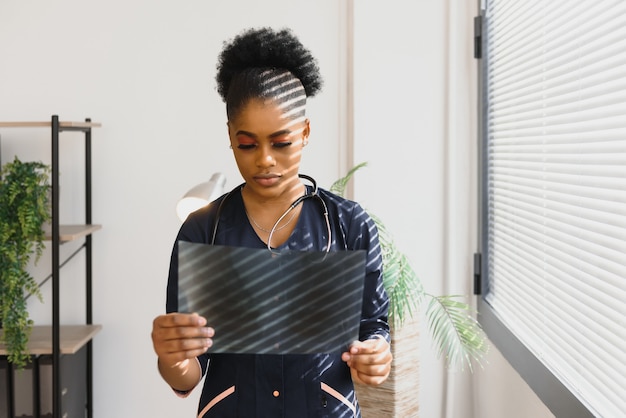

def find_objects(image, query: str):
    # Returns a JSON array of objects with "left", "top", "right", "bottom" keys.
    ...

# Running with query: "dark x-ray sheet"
[{"left": 177, "top": 241, "right": 366, "bottom": 355}]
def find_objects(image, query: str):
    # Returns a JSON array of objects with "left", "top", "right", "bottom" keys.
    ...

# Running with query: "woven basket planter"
[{"left": 356, "top": 315, "right": 420, "bottom": 417}]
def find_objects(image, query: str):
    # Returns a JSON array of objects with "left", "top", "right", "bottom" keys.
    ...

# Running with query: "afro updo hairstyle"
[{"left": 216, "top": 27, "right": 323, "bottom": 121}]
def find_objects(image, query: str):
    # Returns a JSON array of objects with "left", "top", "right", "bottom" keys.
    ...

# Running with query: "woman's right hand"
[{"left": 151, "top": 312, "right": 214, "bottom": 367}]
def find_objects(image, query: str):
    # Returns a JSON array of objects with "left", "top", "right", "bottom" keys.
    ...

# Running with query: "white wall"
[
  {"left": 353, "top": 1, "right": 554, "bottom": 418},
  {"left": 352, "top": 2, "right": 448, "bottom": 416},
  {"left": 0, "top": 0, "right": 554, "bottom": 417}
]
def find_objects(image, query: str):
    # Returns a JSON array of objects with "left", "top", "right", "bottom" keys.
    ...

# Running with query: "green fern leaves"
[{"left": 0, "top": 157, "right": 50, "bottom": 368}]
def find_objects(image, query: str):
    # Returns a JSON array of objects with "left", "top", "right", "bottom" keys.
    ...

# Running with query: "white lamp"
[{"left": 176, "top": 172, "right": 226, "bottom": 221}]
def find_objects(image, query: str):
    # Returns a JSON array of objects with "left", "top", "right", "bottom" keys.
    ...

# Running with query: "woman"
[{"left": 151, "top": 27, "right": 392, "bottom": 418}]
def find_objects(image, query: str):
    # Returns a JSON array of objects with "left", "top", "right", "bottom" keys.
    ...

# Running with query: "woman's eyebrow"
[
  {"left": 269, "top": 129, "right": 292, "bottom": 139},
  {"left": 236, "top": 129, "right": 292, "bottom": 139},
  {"left": 235, "top": 130, "right": 257, "bottom": 138}
]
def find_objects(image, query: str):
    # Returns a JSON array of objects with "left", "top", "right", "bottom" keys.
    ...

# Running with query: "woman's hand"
[
  {"left": 151, "top": 313, "right": 214, "bottom": 391},
  {"left": 152, "top": 312, "right": 213, "bottom": 364},
  {"left": 341, "top": 336, "right": 392, "bottom": 386}
]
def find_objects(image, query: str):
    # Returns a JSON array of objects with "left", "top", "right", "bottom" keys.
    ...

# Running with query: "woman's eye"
[
  {"left": 272, "top": 141, "right": 292, "bottom": 149},
  {"left": 235, "top": 140, "right": 292, "bottom": 150}
]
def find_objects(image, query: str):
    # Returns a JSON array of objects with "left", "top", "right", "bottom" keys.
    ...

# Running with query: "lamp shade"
[{"left": 176, "top": 172, "right": 226, "bottom": 221}]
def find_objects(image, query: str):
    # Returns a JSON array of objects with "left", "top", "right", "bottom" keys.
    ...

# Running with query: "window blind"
[{"left": 483, "top": 1, "right": 626, "bottom": 416}]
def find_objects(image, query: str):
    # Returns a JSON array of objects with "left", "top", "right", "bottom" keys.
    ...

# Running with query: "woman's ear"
[{"left": 302, "top": 119, "right": 311, "bottom": 146}]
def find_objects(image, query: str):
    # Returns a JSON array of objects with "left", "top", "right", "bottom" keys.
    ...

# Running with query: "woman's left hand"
[{"left": 341, "top": 336, "right": 392, "bottom": 386}]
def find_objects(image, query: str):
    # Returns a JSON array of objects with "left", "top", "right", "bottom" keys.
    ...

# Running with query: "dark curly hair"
[{"left": 216, "top": 27, "right": 323, "bottom": 120}]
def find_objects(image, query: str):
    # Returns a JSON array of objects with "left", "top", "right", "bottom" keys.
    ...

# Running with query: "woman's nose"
[{"left": 256, "top": 146, "right": 276, "bottom": 167}]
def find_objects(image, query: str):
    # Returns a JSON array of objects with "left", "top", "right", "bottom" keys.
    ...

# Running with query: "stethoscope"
[{"left": 210, "top": 174, "right": 331, "bottom": 254}]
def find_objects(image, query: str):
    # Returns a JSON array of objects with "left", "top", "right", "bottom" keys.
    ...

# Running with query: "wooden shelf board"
[
  {"left": 0, "top": 121, "right": 101, "bottom": 128},
  {"left": 43, "top": 224, "right": 102, "bottom": 242},
  {"left": 0, "top": 324, "right": 102, "bottom": 355}
]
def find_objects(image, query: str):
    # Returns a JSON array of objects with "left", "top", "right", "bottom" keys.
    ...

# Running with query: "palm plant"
[{"left": 331, "top": 162, "right": 488, "bottom": 372}]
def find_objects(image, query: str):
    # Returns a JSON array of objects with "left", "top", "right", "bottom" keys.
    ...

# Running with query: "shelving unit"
[{"left": 0, "top": 116, "right": 101, "bottom": 418}]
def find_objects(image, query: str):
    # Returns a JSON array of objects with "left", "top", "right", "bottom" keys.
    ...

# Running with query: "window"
[{"left": 478, "top": 1, "right": 626, "bottom": 417}]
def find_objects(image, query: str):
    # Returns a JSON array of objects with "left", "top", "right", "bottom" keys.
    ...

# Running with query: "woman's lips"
[{"left": 254, "top": 174, "right": 280, "bottom": 187}]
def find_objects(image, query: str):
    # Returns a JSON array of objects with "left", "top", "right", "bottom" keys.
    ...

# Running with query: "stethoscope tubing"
[{"left": 210, "top": 174, "right": 331, "bottom": 253}]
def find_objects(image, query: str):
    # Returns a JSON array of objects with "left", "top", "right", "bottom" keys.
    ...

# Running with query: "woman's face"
[{"left": 228, "top": 98, "right": 310, "bottom": 201}]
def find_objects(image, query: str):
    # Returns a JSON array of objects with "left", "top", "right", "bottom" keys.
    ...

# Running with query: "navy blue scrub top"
[{"left": 166, "top": 184, "right": 390, "bottom": 418}]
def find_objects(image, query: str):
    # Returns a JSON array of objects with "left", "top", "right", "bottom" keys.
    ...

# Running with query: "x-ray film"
[{"left": 177, "top": 241, "right": 366, "bottom": 354}]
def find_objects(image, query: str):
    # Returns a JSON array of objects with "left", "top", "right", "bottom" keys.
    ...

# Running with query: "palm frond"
[
  {"left": 329, "top": 162, "right": 368, "bottom": 197},
  {"left": 372, "top": 212, "right": 425, "bottom": 326},
  {"left": 331, "top": 163, "right": 489, "bottom": 372},
  {"left": 425, "top": 295, "right": 489, "bottom": 372}
]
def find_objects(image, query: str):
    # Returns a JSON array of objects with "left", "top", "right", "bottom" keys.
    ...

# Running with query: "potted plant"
[
  {"left": 0, "top": 156, "right": 50, "bottom": 369},
  {"left": 331, "top": 163, "right": 488, "bottom": 417}
]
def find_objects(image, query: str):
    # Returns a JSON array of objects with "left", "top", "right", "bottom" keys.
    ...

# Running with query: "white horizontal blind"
[{"left": 484, "top": 0, "right": 626, "bottom": 416}]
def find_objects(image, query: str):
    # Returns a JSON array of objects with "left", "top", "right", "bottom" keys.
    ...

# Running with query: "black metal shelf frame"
[
  {"left": 1, "top": 115, "right": 98, "bottom": 418},
  {"left": 50, "top": 115, "right": 95, "bottom": 418}
]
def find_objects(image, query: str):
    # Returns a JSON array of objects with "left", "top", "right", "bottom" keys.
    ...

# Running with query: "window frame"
[{"left": 476, "top": 5, "right": 599, "bottom": 417}]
